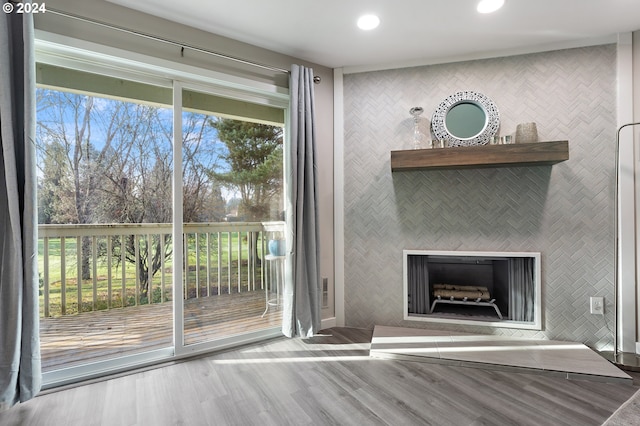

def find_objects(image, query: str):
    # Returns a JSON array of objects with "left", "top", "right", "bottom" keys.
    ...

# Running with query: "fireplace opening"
[{"left": 403, "top": 250, "right": 541, "bottom": 330}]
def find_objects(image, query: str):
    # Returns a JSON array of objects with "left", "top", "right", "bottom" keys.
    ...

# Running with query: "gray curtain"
[
  {"left": 408, "top": 256, "right": 429, "bottom": 314},
  {"left": 282, "top": 64, "right": 321, "bottom": 338},
  {"left": 0, "top": 6, "right": 41, "bottom": 410},
  {"left": 508, "top": 258, "right": 535, "bottom": 322}
]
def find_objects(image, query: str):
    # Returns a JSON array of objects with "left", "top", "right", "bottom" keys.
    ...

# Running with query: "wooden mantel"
[{"left": 390, "top": 140, "right": 569, "bottom": 171}]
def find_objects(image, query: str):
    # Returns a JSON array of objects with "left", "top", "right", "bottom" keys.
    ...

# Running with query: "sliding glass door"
[{"left": 37, "top": 60, "right": 289, "bottom": 383}]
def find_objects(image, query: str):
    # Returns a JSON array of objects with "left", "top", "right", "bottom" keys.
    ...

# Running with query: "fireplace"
[{"left": 403, "top": 250, "right": 541, "bottom": 330}]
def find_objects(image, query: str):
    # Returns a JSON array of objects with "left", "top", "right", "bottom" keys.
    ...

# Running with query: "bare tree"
[
  {"left": 38, "top": 90, "right": 173, "bottom": 299},
  {"left": 37, "top": 91, "right": 117, "bottom": 279},
  {"left": 182, "top": 111, "right": 226, "bottom": 223}
]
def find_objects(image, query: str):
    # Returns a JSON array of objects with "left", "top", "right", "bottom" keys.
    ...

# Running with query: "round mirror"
[
  {"left": 445, "top": 102, "right": 486, "bottom": 139},
  {"left": 431, "top": 91, "right": 500, "bottom": 147}
]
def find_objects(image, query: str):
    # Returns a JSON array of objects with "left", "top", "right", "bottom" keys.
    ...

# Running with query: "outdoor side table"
[{"left": 263, "top": 254, "right": 285, "bottom": 317}]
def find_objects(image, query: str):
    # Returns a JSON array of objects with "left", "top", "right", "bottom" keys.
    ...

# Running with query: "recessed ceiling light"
[
  {"left": 357, "top": 14, "right": 380, "bottom": 31},
  {"left": 477, "top": 0, "right": 505, "bottom": 14}
]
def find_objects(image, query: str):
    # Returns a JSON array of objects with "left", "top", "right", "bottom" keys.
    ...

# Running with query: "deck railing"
[{"left": 38, "top": 221, "right": 285, "bottom": 318}]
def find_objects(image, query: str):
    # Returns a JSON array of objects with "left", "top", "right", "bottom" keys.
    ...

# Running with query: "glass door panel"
[
  {"left": 180, "top": 87, "right": 285, "bottom": 345},
  {"left": 36, "top": 68, "right": 174, "bottom": 372}
]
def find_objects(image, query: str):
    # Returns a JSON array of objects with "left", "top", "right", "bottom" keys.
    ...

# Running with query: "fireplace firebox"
[{"left": 403, "top": 250, "right": 541, "bottom": 330}]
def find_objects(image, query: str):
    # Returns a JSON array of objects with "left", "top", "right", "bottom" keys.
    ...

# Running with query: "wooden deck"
[{"left": 40, "top": 290, "right": 281, "bottom": 371}]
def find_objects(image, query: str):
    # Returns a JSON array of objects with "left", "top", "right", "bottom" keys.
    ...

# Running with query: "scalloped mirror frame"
[{"left": 431, "top": 91, "right": 500, "bottom": 147}]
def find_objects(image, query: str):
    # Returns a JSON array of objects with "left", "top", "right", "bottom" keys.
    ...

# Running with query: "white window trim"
[{"left": 35, "top": 30, "right": 289, "bottom": 108}]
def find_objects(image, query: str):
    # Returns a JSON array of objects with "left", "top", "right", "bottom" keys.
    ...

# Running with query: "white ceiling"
[{"left": 108, "top": 0, "right": 640, "bottom": 70}]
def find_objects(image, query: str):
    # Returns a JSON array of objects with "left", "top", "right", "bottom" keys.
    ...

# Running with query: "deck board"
[{"left": 40, "top": 291, "right": 281, "bottom": 371}]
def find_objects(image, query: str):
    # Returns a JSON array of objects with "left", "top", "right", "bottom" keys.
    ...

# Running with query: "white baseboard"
[{"left": 321, "top": 317, "right": 337, "bottom": 329}]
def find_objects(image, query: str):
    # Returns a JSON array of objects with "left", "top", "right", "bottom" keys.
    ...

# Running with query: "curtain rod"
[{"left": 46, "top": 7, "right": 291, "bottom": 75}]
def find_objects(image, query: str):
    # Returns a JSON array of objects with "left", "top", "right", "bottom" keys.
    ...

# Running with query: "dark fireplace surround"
[{"left": 403, "top": 250, "right": 541, "bottom": 330}]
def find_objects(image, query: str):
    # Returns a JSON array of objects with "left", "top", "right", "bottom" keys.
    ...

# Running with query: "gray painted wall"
[{"left": 343, "top": 45, "right": 616, "bottom": 348}]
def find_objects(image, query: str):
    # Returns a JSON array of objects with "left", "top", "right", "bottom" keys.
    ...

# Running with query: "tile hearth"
[{"left": 370, "top": 325, "right": 631, "bottom": 384}]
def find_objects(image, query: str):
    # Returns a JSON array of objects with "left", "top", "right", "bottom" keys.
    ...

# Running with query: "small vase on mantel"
[
  {"left": 409, "top": 106, "right": 428, "bottom": 149},
  {"left": 515, "top": 122, "right": 538, "bottom": 144}
]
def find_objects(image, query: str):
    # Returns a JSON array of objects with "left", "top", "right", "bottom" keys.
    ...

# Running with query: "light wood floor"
[
  {"left": 40, "top": 291, "right": 281, "bottom": 371},
  {"left": 3, "top": 327, "right": 639, "bottom": 426}
]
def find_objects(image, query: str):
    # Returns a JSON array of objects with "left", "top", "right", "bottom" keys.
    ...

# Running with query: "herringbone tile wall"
[{"left": 343, "top": 45, "right": 617, "bottom": 348}]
